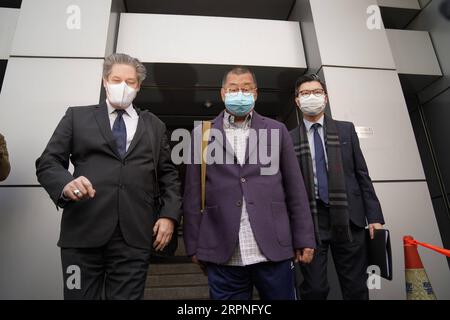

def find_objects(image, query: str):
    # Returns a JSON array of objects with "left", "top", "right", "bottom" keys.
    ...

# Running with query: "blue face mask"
[{"left": 224, "top": 92, "right": 255, "bottom": 117}]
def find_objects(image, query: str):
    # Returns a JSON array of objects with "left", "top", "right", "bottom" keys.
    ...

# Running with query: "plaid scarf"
[{"left": 294, "top": 114, "right": 352, "bottom": 244}]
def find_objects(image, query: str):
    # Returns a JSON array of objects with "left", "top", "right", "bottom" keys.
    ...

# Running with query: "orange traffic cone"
[{"left": 404, "top": 235, "right": 437, "bottom": 300}]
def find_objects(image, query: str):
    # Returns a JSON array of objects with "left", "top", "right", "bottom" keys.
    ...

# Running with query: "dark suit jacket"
[
  {"left": 290, "top": 120, "right": 385, "bottom": 228},
  {"left": 183, "top": 111, "right": 316, "bottom": 264},
  {"left": 36, "top": 102, "right": 182, "bottom": 249}
]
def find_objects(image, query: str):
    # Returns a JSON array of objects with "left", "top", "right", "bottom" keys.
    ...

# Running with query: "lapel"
[
  {"left": 124, "top": 108, "right": 145, "bottom": 158},
  {"left": 93, "top": 101, "right": 121, "bottom": 160},
  {"left": 244, "top": 111, "right": 267, "bottom": 163}
]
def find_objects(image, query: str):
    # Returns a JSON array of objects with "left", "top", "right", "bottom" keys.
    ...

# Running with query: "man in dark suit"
[
  {"left": 0, "top": 133, "right": 10, "bottom": 181},
  {"left": 183, "top": 67, "right": 316, "bottom": 300},
  {"left": 36, "top": 53, "right": 182, "bottom": 300},
  {"left": 290, "top": 74, "right": 385, "bottom": 300}
]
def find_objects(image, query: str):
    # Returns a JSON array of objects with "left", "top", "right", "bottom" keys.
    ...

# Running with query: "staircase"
[
  {"left": 144, "top": 232, "right": 210, "bottom": 300},
  {"left": 145, "top": 262, "right": 209, "bottom": 300},
  {"left": 144, "top": 231, "right": 260, "bottom": 300}
]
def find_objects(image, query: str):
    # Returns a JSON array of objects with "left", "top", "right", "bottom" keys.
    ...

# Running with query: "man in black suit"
[
  {"left": 290, "top": 74, "right": 385, "bottom": 300},
  {"left": 36, "top": 53, "right": 182, "bottom": 300}
]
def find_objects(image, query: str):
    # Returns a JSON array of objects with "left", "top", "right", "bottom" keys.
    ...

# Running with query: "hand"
[
  {"left": 295, "top": 248, "right": 315, "bottom": 264},
  {"left": 368, "top": 223, "right": 383, "bottom": 240},
  {"left": 192, "top": 255, "right": 207, "bottom": 275},
  {"left": 153, "top": 218, "right": 175, "bottom": 251},
  {"left": 62, "top": 176, "right": 96, "bottom": 201}
]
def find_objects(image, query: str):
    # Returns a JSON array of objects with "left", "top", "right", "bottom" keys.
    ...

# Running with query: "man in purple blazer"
[{"left": 183, "top": 67, "right": 316, "bottom": 300}]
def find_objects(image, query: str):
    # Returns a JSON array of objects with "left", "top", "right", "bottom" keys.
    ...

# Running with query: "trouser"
[
  {"left": 206, "top": 260, "right": 296, "bottom": 300},
  {"left": 61, "top": 224, "right": 151, "bottom": 300},
  {"left": 299, "top": 200, "right": 369, "bottom": 300}
]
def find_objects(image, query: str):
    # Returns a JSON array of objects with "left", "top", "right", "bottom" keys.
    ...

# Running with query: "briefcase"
[{"left": 366, "top": 228, "right": 393, "bottom": 280}]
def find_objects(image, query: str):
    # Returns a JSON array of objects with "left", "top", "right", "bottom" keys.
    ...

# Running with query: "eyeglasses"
[
  {"left": 226, "top": 87, "right": 256, "bottom": 96},
  {"left": 298, "top": 89, "right": 325, "bottom": 98}
]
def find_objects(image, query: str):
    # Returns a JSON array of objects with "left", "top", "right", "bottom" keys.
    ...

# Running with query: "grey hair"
[
  {"left": 222, "top": 66, "right": 258, "bottom": 88},
  {"left": 103, "top": 53, "right": 147, "bottom": 83}
]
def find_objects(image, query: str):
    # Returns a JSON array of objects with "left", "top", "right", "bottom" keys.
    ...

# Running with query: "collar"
[
  {"left": 106, "top": 100, "right": 138, "bottom": 119},
  {"left": 303, "top": 114, "right": 325, "bottom": 132},
  {"left": 223, "top": 110, "right": 253, "bottom": 129}
]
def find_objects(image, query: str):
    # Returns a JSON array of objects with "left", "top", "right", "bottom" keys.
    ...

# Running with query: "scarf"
[{"left": 295, "top": 114, "right": 352, "bottom": 244}]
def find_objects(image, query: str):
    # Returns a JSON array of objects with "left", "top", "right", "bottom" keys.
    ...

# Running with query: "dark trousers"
[
  {"left": 61, "top": 224, "right": 151, "bottom": 300},
  {"left": 299, "top": 200, "right": 369, "bottom": 300},
  {"left": 206, "top": 260, "right": 295, "bottom": 300}
]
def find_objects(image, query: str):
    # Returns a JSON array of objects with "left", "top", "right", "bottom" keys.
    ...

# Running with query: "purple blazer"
[{"left": 183, "top": 111, "right": 315, "bottom": 264}]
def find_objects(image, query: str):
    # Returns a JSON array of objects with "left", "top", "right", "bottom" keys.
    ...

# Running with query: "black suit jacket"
[
  {"left": 290, "top": 120, "right": 384, "bottom": 228},
  {"left": 36, "top": 102, "right": 182, "bottom": 249}
]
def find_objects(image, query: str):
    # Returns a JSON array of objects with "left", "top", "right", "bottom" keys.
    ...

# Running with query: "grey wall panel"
[
  {"left": 0, "top": 187, "right": 62, "bottom": 299},
  {"left": 11, "top": 0, "right": 112, "bottom": 57},
  {"left": 386, "top": 29, "right": 441, "bottom": 76},
  {"left": 370, "top": 182, "right": 450, "bottom": 300},
  {"left": 288, "top": 0, "right": 322, "bottom": 73},
  {"left": 116, "top": 13, "right": 307, "bottom": 69},
  {"left": 104, "top": 0, "right": 125, "bottom": 57},
  {"left": 323, "top": 66, "right": 425, "bottom": 181},
  {"left": 0, "top": 58, "right": 103, "bottom": 185},
  {"left": 309, "top": 0, "right": 396, "bottom": 69},
  {"left": 0, "top": 8, "right": 19, "bottom": 60}
]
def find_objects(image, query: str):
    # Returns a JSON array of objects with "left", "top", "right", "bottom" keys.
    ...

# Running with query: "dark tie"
[
  {"left": 312, "top": 123, "right": 329, "bottom": 204},
  {"left": 112, "top": 109, "right": 127, "bottom": 158}
]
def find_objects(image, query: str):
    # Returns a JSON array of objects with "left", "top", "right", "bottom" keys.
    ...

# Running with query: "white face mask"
[
  {"left": 298, "top": 94, "right": 326, "bottom": 116},
  {"left": 105, "top": 81, "right": 137, "bottom": 108}
]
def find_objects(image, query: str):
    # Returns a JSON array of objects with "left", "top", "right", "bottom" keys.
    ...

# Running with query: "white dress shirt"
[
  {"left": 106, "top": 100, "right": 139, "bottom": 151},
  {"left": 303, "top": 115, "right": 328, "bottom": 199},
  {"left": 223, "top": 111, "right": 268, "bottom": 266},
  {"left": 60, "top": 101, "right": 139, "bottom": 202}
]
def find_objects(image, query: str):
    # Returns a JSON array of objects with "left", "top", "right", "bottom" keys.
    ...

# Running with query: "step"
[
  {"left": 144, "top": 286, "right": 260, "bottom": 300},
  {"left": 149, "top": 263, "right": 203, "bottom": 275},
  {"left": 146, "top": 273, "right": 208, "bottom": 288},
  {"left": 144, "top": 285, "right": 210, "bottom": 300}
]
